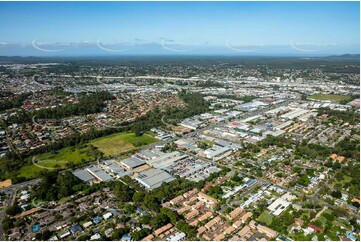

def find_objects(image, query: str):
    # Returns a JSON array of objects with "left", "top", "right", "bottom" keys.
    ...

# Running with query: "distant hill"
[
  {"left": 0, "top": 54, "right": 359, "bottom": 66},
  {"left": 325, "top": 54, "right": 360, "bottom": 59}
]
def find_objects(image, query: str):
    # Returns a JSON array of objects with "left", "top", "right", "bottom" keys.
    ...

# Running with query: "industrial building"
[
  {"left": 180, "top": 118, "right": 203, "bottom": 130},
  {"left": 203, "top": 146, "right": 232, "bottom": 161},
  {"left": 102, "top": 160, "right": 132, "bottom": 178},
  {"left": 72, "top": 169, "right": 95, "bottom": 183},
  {"left": 146, "top": 151, "right": 188, "bottom": 169},
  {"left": 120, "top": 156, "right": 146, "bottom": 170},
  {"left": 135, "top": 168, "right": 175, "bottom": 190},
  {"left": 86, "top": 166, "right": 113, "bottom": 182},
  {"left": 174, "top": 138, "right": 202, "bottom": 153},
  {"left": 280, "top": 108, "right": 309, "bottom": 120}
]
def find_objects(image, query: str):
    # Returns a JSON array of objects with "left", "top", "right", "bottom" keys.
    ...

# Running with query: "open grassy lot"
[
  {"left": 257, "top": 211, "right": 274, "bottom": 226},
  {"left": 308, "top": 93, "right": 351, "bottom": 103},
  {"left": 90, "top": 132, "right": 158, "bottom": 157},
  {"left": 12, "top": 132, "right": 158, "bottom": 179},
  {"left": 17, "top": 146, "right": 95, "bottom": 178}
]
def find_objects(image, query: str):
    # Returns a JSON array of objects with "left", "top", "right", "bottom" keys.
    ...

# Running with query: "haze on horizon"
[{"left": 0, "top": 1, "right": 359, "bottom": 57}]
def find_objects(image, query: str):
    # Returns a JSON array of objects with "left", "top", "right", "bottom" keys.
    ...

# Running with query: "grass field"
[
  {"left": 90, "top": 132, "right": 158, "bottom": 157},
  {"left": 17, "top": 146, "right": 94, "bottom": 178},
  {"left": 257, "top": 212, "right": 274, "bottom": 226},
  {"left": 308, "top": 93, "right": 351, "bottom": 103},
  {"left": 15, "top": 132, "right": 158, "bottom": 179}
]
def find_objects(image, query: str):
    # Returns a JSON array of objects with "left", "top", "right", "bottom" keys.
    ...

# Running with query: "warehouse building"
[
  {"left": 72, "top": 169, "right": 95, "bottom": 183},
  {"left": 86, "top": 166, "right": 113, "bottom": 182},
  {"left": 120, "top": 156, "right": 146, "bottom": 170},
  {"left": 103, "top": 160, "right": 132, "bottom": 178},
  {"left": 204, "top": 146, "right": 232, "bottom": 161},
  {"left": 135, "top": 168, "right": 175, "bottom": 190},
  {"left": 147, "top": 151, "right": 188, "bottom": 169},
  {"left": 180, "top": 118, "right": 203, "bottom": 130},
  {"left": 281, "top": 108, "right": 309, "bottom": 120}
]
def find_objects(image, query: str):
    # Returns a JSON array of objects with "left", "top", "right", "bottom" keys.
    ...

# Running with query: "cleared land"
[
  {"left": 16, "top": 132, "right": 158, "bottom": 179},
  {"left": 90, "top": 132, "right": 158, "bottom": 157},
  {"left": 308, "top": 94, "right": 351, "bottom": 103},
  {"left": 18, "top": 146, "right": 95, "bottom": 178}
]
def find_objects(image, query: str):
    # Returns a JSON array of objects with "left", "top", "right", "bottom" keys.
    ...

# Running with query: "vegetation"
[
  {"left": 131, "top": 91, "right": 209, "bottom": 136},
  {"left": 1, "top": 131, "right": 157, "bottom": 181},
  {"left": 308, "top": 93, "right": 352, "bottom": 103},
  {"left": 31, "top": 170, "right": 83, "bottom": 201},
  {"left": 0, "top": 92, "right": 31, "bottom": 112},
  {"left": 195, "top": 80, "right": 223, "bottom": 88},
  {"left": 4, "top": 91, "right": 115, "bottom": 125},
  {"left": 318, "top": 107, "right": 360, "bottom": 125},
  {"left": 90, "top": 132, "right": 158, "bottom": 157},
  {"left": 213, "top": 94, "right": 258, "bottom": 103}
]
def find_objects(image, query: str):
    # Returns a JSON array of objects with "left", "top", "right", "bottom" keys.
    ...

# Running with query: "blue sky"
[{"left": 0, "top": 1, "right": 359, "bottom": 56}]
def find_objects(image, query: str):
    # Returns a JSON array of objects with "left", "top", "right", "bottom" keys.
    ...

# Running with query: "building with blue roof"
[
  {"left": 246, "top": 179, "right": 257, "bottom": 187},
  {"left": 121, "top": 233, "right": 132, "bottom": 241},
  {"left": 32, "top": 224, "right": 40, "bottom": 232},
  {"left": 346, "top": 231, "right": 357, "bottom": 241},
  {"left": 93, "top": 216, "right": 103, "bottom": 225},
  {"left": 70, "top": 224, "right": 83, "bottom": 234}
]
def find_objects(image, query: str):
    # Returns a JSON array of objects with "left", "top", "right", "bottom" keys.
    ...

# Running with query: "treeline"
[
  {"left": 131, "top": 91, "right": 210, "bottom": 136},
  {"left": 4, "top": 91, "right": 115, "bottom": 125},
  {"left": 213, "top": 94, "right": 258, "bottom": 103},
  {"left": 195, "top": 80, "right": 224, "bottom": 88}
]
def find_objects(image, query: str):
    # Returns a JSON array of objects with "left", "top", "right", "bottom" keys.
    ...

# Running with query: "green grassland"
[
  {"left": 308, "top": 94, "right": 351, "bottom": 103},
  {"left": 14, "top": 132, "right": 158, "bottom": 179},
  {"left": 90, "top": 132, "right": 158, "bottom": 157},
  {"left": 18, "top": 145, "right": 95, "bottom": 178},
  {"left": 257, "top": 211, "right": 274, "bottom": 226}
]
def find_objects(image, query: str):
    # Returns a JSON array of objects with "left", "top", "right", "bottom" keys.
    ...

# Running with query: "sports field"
[
  {"left": 308, "top": 94, "right": 351, "bottom": 103},
  {"left": 90, "top": 132, "right": 158, "bottom": 157}
]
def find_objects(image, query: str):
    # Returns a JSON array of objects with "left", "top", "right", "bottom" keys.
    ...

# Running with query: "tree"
[
  {"left": 6, "top": 204, "right": 21, "bottom": 216},
  {"left": 330, "top": 191, "right": 342, "bottom": 199},
  {"left": 132, "top": 191, "right": 145, "bottom": 205},
  {"left": 176, "top": 221, "right": 196, "bottom": 238},
  {"left": 131, "top": 228, "right": 151, "bottom": 241},
  {"left": 150, "top": 213, "right": 169, "bottom": 229}
]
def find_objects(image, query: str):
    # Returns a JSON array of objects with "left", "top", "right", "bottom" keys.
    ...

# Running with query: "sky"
[{"left": 0, "top": 1, "right": 359, "bottom": 56}]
